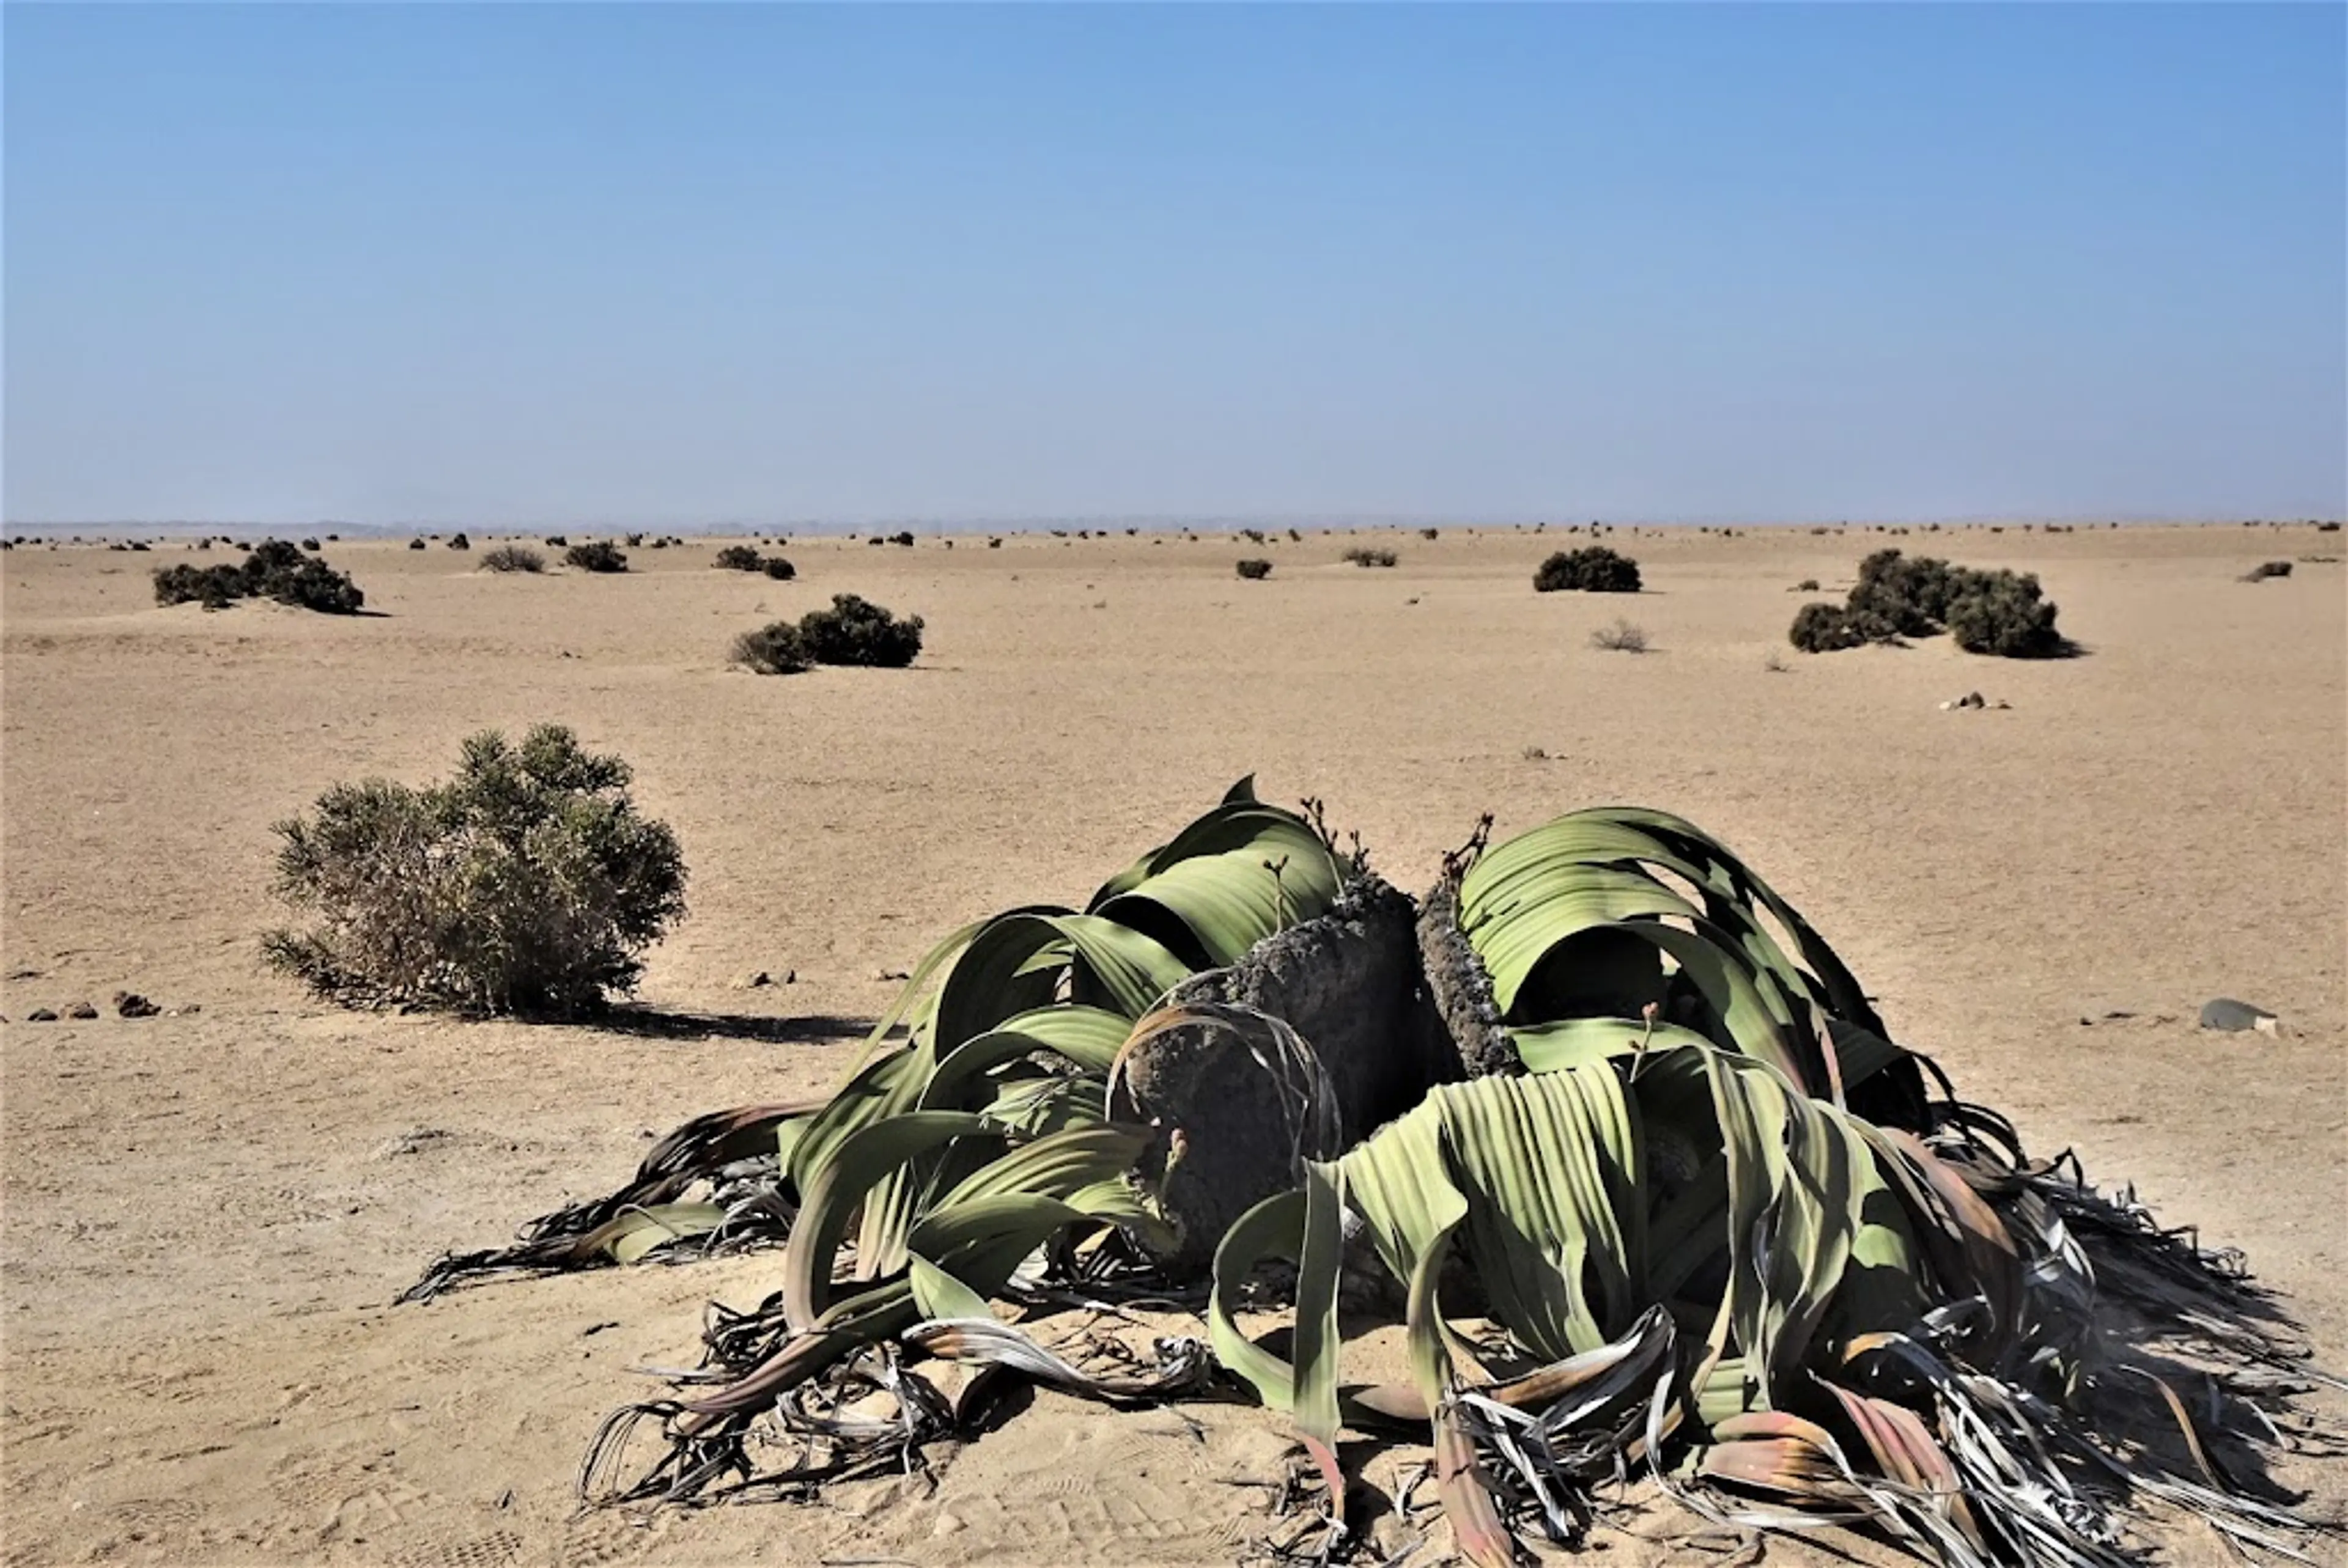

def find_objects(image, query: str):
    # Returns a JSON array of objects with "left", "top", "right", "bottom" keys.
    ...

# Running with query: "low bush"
[
  {"left": 1343, "top": 546, "right": 1399, "bottom": 568},
  {"left": 408, "top": 537, "right": 427, "bottom": 551},
  {"left": 262, "top": 726, "right": 686, "bottom": 1017},
  {"left": 1589, "top": 617, "right": 1649, "bottom": 653},
  {"left": 890, "top": 531, "right": 915, "bottom": 548},
  {"left": 1236, "top": 558, "right": 1272, "bottom": 580},
  {"left": 731, "top": 621, "right": 813, "bottom": 674},
  {"left": 1787, "top": 602, "right": 1869, "bottom": 653},
  {"left": 1789, "top": 549, "right": 2070, "bottom": 657},
  {"left": 714, "top": 544, "right": 764, "bottom": 572},
  {"left": 624, "top": 533, "right": 644, "bottom": 548},
  {"left": 481, "top": 545, "right": 545, "bottom": 574},
  {"left": 544, "top": 536, "right": 569, "bottom": 547},
  {"left": 566, "top": 541, "right": 629, "bottom": 573},
  {"left": 2242, "top": 560, "right": 2292, "bottom": 581},
  {"left": 1944, "top": 571, "right": 2066, "bottom": 657},
  {"left": 797, "top": 593, "right": 923, "bottom": 667},
  {"left": 153, "top": 539, "right": 366, "bottom": 613},
  {"left": 1534, "top": 546, "right": 1642, "bottom": 593},
  {"left": 448, "top": 532, "right": 470, "bottom": 551},
  {"left": 301, "top": 538, "right": 322, "bottom": 553},
  {"left": 762, "top": 556, "right": 796, "bottom": 580},
  {"left": 1420, "top": 528, "right": 1440, "bottom": 540},
  {"left": 1795, "top": 578, "right": 1820, "bottom": 592}
]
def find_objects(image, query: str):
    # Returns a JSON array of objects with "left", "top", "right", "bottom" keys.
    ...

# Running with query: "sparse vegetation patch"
[{"left": 153, "top": 539, "right": 366, "bottom": 614}]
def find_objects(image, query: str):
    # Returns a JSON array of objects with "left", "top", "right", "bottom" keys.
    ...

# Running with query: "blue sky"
[{"left": 6, "top": 4, "right": 2342, "bottom": 527}]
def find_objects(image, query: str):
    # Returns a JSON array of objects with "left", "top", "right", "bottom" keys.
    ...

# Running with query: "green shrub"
[
  {"left": 566, "top": 541, "right": 629, "bottom": 573},
  {"left": 481, "top": 545, "right": 545, "bottom": 574},
  {"left": 1343, "top": 546, "right": 1399, "bottom": 568},
  {"left": 1236, "top": 558, "right": 1272, "bottom": 580},
  {"left": 262, "top": 726, "right": 686, "bottom": 1018},
  {"left": 153, "top": 540, "right": 365, "bottom": 614},
  {"left": 796, "top": 593, "right": 923, "bottom": 668},
  {"left": 1534, "top": 546, "right": 1642, "bottom": 593},
  {"left": 152, "top": 563, "right": 248, "bottom": 609},
  {"left": 1943, "top": 570, "right": 2067, "bottom": 657},
  {"left": 761, "top": 556, "right": 796, "bottom": 580},
  {"left": 1789, "top": 551, "right": 2070, "bottom": 657},
  {"left": 731, "top": 621, "right": 813, "bottom": 674},
  {"left": 1787, "top": 602, "right": 1869, "bottom": 653},
  {"left": 1847, "top": 549, "right": 1962, "bottom": 636},
  {"left": 714, "top": 544, "right": 764, "bottom": 572}
]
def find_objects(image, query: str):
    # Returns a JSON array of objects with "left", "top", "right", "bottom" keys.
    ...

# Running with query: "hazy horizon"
[{"left": 7, "top": 5, "right": 2343, "bottom": 528}]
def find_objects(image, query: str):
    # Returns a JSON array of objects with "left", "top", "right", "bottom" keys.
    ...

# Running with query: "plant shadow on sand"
[{"left": 579, "top": 1006, "right": 879, "bottom": 1046}]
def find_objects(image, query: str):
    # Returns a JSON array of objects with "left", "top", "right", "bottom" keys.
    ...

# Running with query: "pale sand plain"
[{"left": 2, "top": 523, "right": 2342, "bottom": 1567}]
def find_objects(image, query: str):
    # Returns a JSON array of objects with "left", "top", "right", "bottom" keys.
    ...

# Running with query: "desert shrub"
[
  {"left": 624, "top": 533, "right": 644, "bottom": 548},
  {"left": 408, "top": 537, "right": 427, "bottom": 551},
  {"left": 152, "top": 563, "right": 248, "bottom": 609},
  {"left": 1236, "top": 558, "right": 1272, "bottom": 580},
  {"left": 715, "top": 544, "right": 764, "bottom": 572},
  {"left": 481, "top": 545, "right": 545, "bottom": 574},
  {"left": 761, "top": 556, "right": 796, "bottom": 580},
  {"left": 1420, "top": 528, "right": 1440, "bottom": 540},
  {"left": 2317, "top": 521, "right": 2342, "bottom": 533},
  {"left": 1791, "top": 550, "right": 2069, "bottom": 658},
  {"left": 2242, "top": 560, "right": 2292, "bottom": 581},
  {"left": 448, "top": 532, "right": 470, "bottom": 551},
  {"left": 988, "top": 537, "right": 1003, "bottom": 548},
  {"left": 1787, "top": 602, "right": 1869, "bottom": 653},
  {"left": 1944, "top": 570, "right": 2067, "bottom": 657},
  {"left": 153, "top": 540, "right": 364, "bottom": 613},
  {"left": 1795, "top": 578, "right": 1820, "bottom": 592},
  {"left": 890, "top": 531, "right": 915, "bottom": 548},
  {"left": 1287, "top": 528, "right": 1303, "bottom": 542},
  {"left": 544, "top": 535, "right": 569, "bottom": 548},
  {"left": 1241, "top": 528, "right": 1266, "bottom": 545},
  {"left": 1343, "top": 546, "right": 1399, "bottom": 568},
  {"left": 1847, "top": 549, "right": 1963, "bottom": 636},
  {"left": 1534, "top": 546, "right": 1641, "bottom": 593},
  {"left": 731, "top": 621, "right": 813, "bottom": 674},
  {"left": 796, "top": 593, "right": 923, "bottom": 668},
  {"left": 301, "top": 538, "right": 322, "bottom": 553},
  {"left": 262, "top": 726, "right": 686, "bottom": 1018},
  {"left": 1589, "top": 617, "right": 1649, "bottom": 653},
  {"left": 566, "top": 540, "right": 629, "bottom": 573}
]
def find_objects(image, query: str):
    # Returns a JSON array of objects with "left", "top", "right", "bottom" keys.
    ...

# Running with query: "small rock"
[
  {"left": 731, "top": 970, "right": 772, "bottom": 990},
  {"left": 26, "top": 1008, "right": 57, "bottom": 1022},
  {"left": 65, "top": 1002, "right": 98, "bottom": 1020},
  {"left": 931, "top": 1512, "right": 967, "bottom": 1538},
  {"left": 113, "top": 992, "right": 160, "bottom": 1018},
  {"left": 783, "top": 968, "right": 797, "bottom": 984},
  {"left": 2199, "top": 998, "right": 2280, "bottom": 1036}
]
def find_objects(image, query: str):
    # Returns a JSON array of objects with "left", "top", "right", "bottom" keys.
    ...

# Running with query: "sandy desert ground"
[{"left": 2, "top": 522, "right": 2343, "bottom": 1568}]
